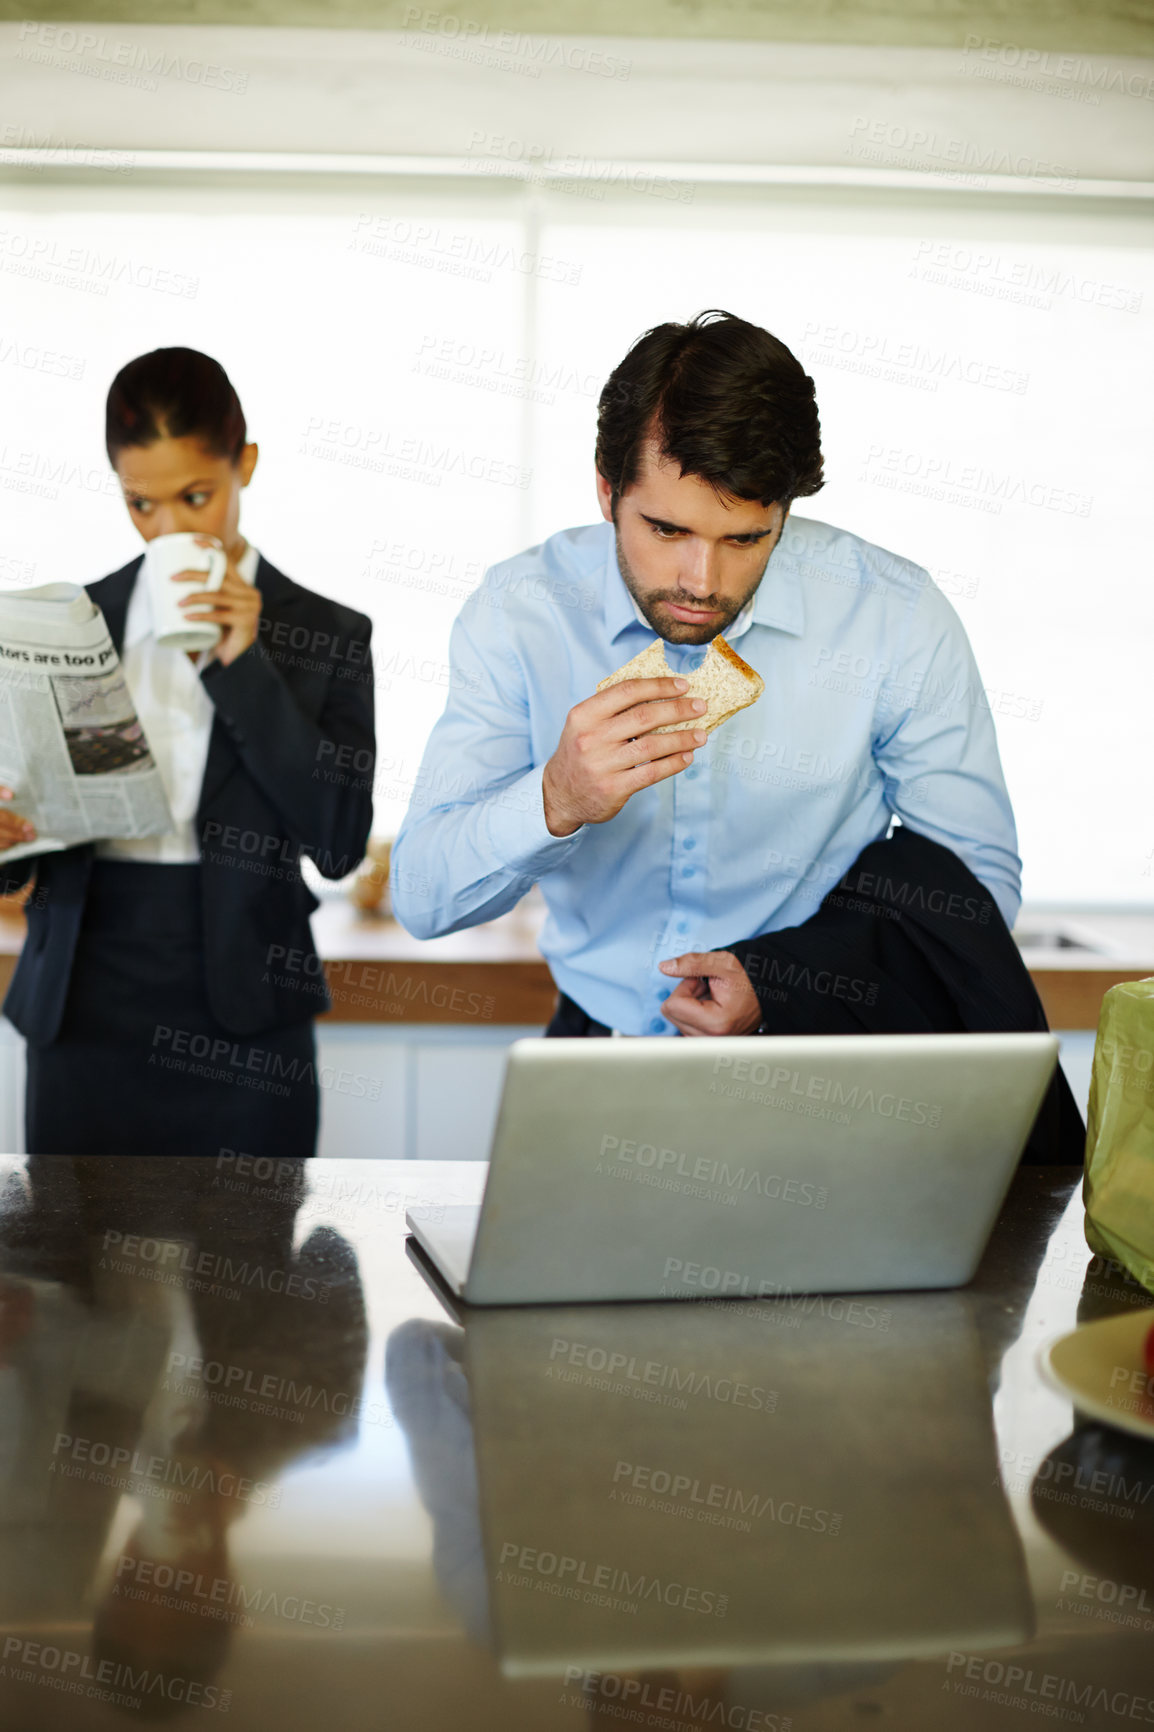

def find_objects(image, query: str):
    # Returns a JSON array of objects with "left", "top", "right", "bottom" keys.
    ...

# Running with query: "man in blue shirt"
[{"left": 391, "top": 310, "right": 1024, "bottom": 1043}]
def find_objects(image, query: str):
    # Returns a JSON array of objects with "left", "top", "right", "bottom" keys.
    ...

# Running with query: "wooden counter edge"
[
  {"left": 319, "top": 959, "right": 557, "bottom": 1025},
  {"left": 1030, "top": 970, "right": 1148, "bottom": 1033},
  {"left": 0, "top": 934, "right": 1142, "bottom": 1029},
  {"left": 327, "top": 964, "right": 1144, "bottom": 1030}
]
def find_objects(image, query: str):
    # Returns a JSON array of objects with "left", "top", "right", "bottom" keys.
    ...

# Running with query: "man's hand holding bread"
[
  {"left": 541, "top": 675, "right": 708, "bottom": 838},
  {"left": 542, "top": 636, "right": 764, "bottom": 839}
]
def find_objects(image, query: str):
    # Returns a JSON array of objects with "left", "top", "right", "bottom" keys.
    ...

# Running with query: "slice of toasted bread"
[
  {"left": 595, "top": 638, "right": 672, "bottom": 693},
  {"left": 596, "top": 635, "right": 764, "bottom": 736}
]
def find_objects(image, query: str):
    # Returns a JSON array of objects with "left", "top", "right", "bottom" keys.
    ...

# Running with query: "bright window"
[{"left": 1, "top": 174, "right": 1148, "bottom": 902}]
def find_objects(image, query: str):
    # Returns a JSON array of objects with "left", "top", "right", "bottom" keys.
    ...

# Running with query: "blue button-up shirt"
[{"left": 391, "top": 516, "right": 1022, "bottom": 1035}]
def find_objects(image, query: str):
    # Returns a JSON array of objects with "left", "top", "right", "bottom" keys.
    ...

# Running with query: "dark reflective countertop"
[{"left": 2, "top": 1156, "right": 1153, "bottom": 1730}]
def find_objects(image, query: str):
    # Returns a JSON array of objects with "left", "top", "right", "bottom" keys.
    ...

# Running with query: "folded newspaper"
[{"left": 0, "top": 584, "right": 172, "bottom": 866}]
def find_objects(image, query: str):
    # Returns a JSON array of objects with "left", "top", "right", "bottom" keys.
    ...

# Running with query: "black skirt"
[{"left": 25, "top": 860, "right": 318, "bottom": 1158}]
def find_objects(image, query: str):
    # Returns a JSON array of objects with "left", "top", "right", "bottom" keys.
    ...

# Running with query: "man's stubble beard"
[{"left": 613, "top": 524, "right": 772, "bottom": 645}]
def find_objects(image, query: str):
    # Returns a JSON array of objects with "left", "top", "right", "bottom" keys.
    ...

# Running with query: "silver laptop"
[{"left": 406, "top": 1032, "right": 1059, "bottom": 1305}]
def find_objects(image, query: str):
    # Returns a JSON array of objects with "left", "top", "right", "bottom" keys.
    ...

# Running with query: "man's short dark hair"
[{"left": 595, "top": 309, "right": 824, "bottom": 511}]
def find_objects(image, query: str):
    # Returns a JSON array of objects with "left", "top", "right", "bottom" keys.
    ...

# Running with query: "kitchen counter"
[
  {"left": 2, "top": 1156, "right": 1152, "bottom": 1730},
  {"left": 0, "top": 895, "right": 1149, "bottom": 1028}
]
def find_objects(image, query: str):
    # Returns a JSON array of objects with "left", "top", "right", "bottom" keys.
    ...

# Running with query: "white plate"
[{"left": 1039, "top": 1306, "right": 1154, "bottom": 1442}]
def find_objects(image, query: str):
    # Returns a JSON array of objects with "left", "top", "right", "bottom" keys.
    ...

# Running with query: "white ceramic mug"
[{"left": 141, "top": 532, "right": 228, "bottom": 652}]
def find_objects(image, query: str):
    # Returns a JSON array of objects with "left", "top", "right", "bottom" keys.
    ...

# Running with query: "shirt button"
[
  {"left": 650, "top": 1018, "right": 665, "bottom": 1033},
  {"left": 682, "top": 866, "right": 695, "bottom": 878},
  {"left": 683, "top": 838, "right": 696, "bottom": 850},
  {"left": 677, "top": 921, "right": 689, "bottom": 934},
  {"left": 685, "top": 768, "right": 698, "bottom": 780}
]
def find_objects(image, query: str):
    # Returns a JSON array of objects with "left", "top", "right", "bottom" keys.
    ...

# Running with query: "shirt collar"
[
  {"left": 602, "top": 519, "right": 805, "bottom": 647},
  {"left": 749, "top": 526, "right": 805, "bottom": 636},
  {"left": 124, "top": 541, "right": 259, "bottom": 649},
  {"left": 603, "top": 528, "right": 642, "bottom": 645},
  {"left": 236, "top": 541, "right": 260, "bottom": 586}
]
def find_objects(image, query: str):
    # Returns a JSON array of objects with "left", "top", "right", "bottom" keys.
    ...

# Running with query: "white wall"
[{"left": 4, "top": 27, "right": 1153, "bottom": 179}]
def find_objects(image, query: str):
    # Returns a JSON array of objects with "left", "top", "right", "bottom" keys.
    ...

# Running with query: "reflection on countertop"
[{"left": 1, "top": 1156, "right": 1153, "bottom": 1730}]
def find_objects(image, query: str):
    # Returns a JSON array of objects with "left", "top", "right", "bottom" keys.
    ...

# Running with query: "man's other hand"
[{"left": 658, "top": 950, "right": 761, "bottom": 1037}]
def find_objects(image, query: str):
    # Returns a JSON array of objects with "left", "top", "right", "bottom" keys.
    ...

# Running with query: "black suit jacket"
[
  {"left": 724, "top": 824, "right": 1087, "bottom": 1164},
  {"left": 1, "top": 554, "right": 375, "bottom": 1046}
]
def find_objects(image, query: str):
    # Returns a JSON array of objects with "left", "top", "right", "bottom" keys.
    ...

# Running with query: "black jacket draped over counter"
[{"left": 723, "top": 824, "right": 1085, "bottom": 1165}]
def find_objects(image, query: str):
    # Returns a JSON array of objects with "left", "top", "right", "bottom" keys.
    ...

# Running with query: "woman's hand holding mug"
[{"left": 175, "top": 535, "right": 262, "bottom": 667}]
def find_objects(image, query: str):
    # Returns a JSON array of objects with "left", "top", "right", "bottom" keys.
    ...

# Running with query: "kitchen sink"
[{"left": 1013, "top": 929, "right": 1097, "bottom": 951}]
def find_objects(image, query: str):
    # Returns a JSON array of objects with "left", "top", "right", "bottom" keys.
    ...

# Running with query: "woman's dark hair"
[
  {"left": 595, "top": 309, "right": 823, "bottom": 511},
  {"left": 106, "top": 347, "right": 247, "bottom": 466}
]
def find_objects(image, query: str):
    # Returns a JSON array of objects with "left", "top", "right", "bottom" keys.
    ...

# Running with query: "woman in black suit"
[{"left": 0, "top": 348, "right": 376, "bottom": 1157}]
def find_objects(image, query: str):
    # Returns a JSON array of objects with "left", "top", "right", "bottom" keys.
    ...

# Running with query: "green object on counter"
[{"left": 1084, "top": 978, "right": 1154, "bottom": 1293}]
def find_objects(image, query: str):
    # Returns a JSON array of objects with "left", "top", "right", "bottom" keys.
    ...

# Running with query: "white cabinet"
[
  {"left": 0, "top": 1020, "right": 23, "bottom": 1154},
  {"left": 0, "top": 1021, "right": 1096, "bottom": 1160},
  {"left": 310, "top": 1024, "right": 540, "bottom": 1161}
]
